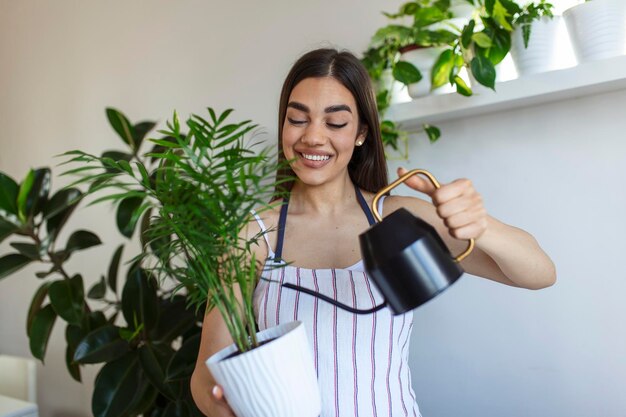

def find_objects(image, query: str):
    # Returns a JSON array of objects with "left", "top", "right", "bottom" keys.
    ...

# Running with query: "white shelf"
[{"left": 386, "top": 55, "right": 626, "bottom": 128}]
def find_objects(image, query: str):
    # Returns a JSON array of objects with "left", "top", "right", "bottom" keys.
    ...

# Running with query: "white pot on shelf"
[
  {"left": 563, "top": 0, "right": 626, "bottom": 63},
  {"left": 511, "top": 16, "right": 564, "bottom": 76},
  {"left": 400, "top": 45, "right": 456, "bottom": 98},
  {"left": 205, "top": 321, "right": 321, "bottom": 417},
  {"left": 379, "top": 68, "right": 411, "bottom": 104}
]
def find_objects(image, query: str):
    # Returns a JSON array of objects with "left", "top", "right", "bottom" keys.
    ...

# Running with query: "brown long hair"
[{"left": 276, "top": 48, "right": 388, "bottom": 193}]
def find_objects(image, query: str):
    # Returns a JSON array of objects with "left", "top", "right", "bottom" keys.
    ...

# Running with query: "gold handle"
[{"left": 372, "top": 169, "right": 475, "bottom": 263}]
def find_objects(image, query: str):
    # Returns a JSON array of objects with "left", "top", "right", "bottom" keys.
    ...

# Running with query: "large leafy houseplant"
[
  {"left": 361, "top": 0, "right": 465, "bottom": 152},
  {"left": 1, "top": 107, "right": 274, "bottom": 417}
]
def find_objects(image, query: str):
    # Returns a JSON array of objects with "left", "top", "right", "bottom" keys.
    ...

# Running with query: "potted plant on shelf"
[
  {"left": 509, "top": 0, "right": 558, "bottom": 76},
  {"left": 63, "top": 108, "right": 321, "bottom": 417},
  {"left": 564, "top": 0, "right": 626, "bottom": 63},
  {"left": 361, "top": 0, "right": 468, "bottom": 154}
]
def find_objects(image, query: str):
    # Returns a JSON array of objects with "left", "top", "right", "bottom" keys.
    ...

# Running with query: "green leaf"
[
  {"left": 65, "top": 324, "right": 84, "bottom": 382},
  {"left": 492, "top": 0, "right": 513, "bottom": 31},
  {"left": 0, "top": 218, "right": 19, "bottom": 244},
  {"left": 107, "top": 245, "right": 124, "bottom": 294},
  {"left": 88, "top": 275, "right": 107, "bottom": 300},
  {"left": 424, "top": 124, "right": 442, "bottom": 143},
  {"left": 74, "top": 325, "right": 130, "bottom": 364},
  {"left": 431, "top": 49, "right": 456, "bottom": 89},
  {"left": 470, "top": 55, "right": 497, "bottom": 89},
  {"left": 474, "top": 23, "right": 511, "bottom": 65},
  {"left": 0, "top": 171, "right": 19, "bottom": 215},
  {"left": 413, "top": 7, "right": 450, "bottom": 28},
  {"left": 87, "top": 311, "right": 108, "bottom": 331},
  {"left": 45, "top": 197, "right": 81, "bottom": 241},
  {"left": 65, "top": 230, "right": 102, "bottom": 254},
  {"left": 472, "top": 32, "right": 493, "bottom": 48},
  {"left": 461, "top": 20, "right": 476, "bottom": 49},
  {"left": 132, "top": 121, "right": 157, "bottom": 151},
  {"left": 42, "top": 188, "right": 82, "bottom": 220},
  {"left": 150, "top": 296, "right": 196, "bottom": 344},
  {"left": 92, "top": 353, "right": 141, "bottom": 417},
  {"left": 101, "top": 151, "right": 133, "bottom": 162},
  {"left": 116, "top": 196, "right": 144, "bottom": 238},
  {"left": 392, "top": 61, "right": 422, "bottom": 85},
  {"left": 125, "top": 374, "right": 158, "bottom": 416},
  {"left": 106, "top": 108, "right": 135, "bottom": 150},
  {"left": 122, "top": 267, "right": 159, "bottom": 331},
  {"left": 27, "top": 281, "right": 53, "bottom": 334},
  {"left": 139, "top": 345, "right": 177, "bottom": 400},
  {"left": 521, "top": 23, "right": 531, "bottom": 48},
  {"left": 48, "top": 276, "right": 85, "bottom": 325},
  {"left": 454, "top": 76, "right": 473, "bottom": 97},
  {"left": 28, "top": 304, "right": 57, "bottom": 362},
  {"left": 0, "top": 253, "right": 32, "bottom": 280},
  {"left": 165, "top": 333, "right": 200, "bottom": 382},
  {"left": 17, "top": 168, "right": 51, "bottom": 222},
  {"left": 16, "top": 170, "right": 34, "bottom": 222},
  {"left": 10, "top": 242, "right": 40, "bottom": 260},
  {"left": 162, "top": 401, "right": 192, "bottom": 417}
]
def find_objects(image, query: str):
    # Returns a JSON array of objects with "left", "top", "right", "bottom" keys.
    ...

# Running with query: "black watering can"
[
  {"left": 278, "top": 169, "right": 473, "bottom": 316},
  {"left": 358, "top": 169, "right": 474, "bottom": 315}
]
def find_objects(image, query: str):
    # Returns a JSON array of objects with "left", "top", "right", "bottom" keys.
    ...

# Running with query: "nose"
[{"left": 301, "top": 121, "right": 327, "bottom": 146}]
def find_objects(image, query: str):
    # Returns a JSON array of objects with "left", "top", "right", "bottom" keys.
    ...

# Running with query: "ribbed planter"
[
  {"left": 511, "top": 16, "right": 563, "bottom": 76},
  {"left": 564, "top": 0, "right": 626, "bottom": 63},
  {"left": 205, "top": 321, "right": 321, "bottom": 417},
  {"left": 400, "top": 46, "right": 455, "bottom": 98}
]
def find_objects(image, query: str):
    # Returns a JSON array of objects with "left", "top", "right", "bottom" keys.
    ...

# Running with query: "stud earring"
[{"left": 356, "top": 140, "right": 363, "bottom": 146}]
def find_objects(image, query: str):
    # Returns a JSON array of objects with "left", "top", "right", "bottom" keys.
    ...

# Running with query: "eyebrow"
[{"left": 287, "top": 101, "right": 352, "bottom": 114}]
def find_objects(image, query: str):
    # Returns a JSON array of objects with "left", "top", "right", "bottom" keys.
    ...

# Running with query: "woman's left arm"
[{"left": 395, "top": 168, "right": 556, "bottom": 290}]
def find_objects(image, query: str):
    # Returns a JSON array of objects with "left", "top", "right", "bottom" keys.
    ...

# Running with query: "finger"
[
  {"left": 431, "top": 178, "right": 474, "bottom": 205},
  {"left": 448, "top": 220, "right": 487, "bottom": 240},
  {"left": 212, "top": 385, "right": 237, "bottom": 416},
  {"left": 436, "top": 194, "right": 483, "bottom": 219},
  {"left": 444, "top": 207, "right": 486, "bottom": 230},
  {"left": 397, "top": 167, "right": 437, "bottom": 196}
]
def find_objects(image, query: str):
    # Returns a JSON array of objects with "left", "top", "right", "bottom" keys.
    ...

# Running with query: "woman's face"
[{"left": 282, "top": 76, "right": 366, "bottom": 187}]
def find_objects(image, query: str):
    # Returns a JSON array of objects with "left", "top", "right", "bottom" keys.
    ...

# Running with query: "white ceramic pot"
[
  {"left": 379, "top": 68, "right": 411, "bottom": 104},
  {"left": 564, "top": 0, "right": 626, "bottom": 63},
  {"left": 206, "top": 321, "right": 321, "bottom": 417},
  {"left": 400, "top": 46, "right": 456, "bottom": 98},
  {"left": 511, "top": 16, "right": 563, "bottom": 76}
]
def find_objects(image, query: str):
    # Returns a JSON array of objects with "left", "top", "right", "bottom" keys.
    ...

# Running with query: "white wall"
[
  {"left": 1, "top": 1, "right": 624, "bottom": 417},
  {"left": 390, "top": 89, "right": 626, "bottom": 417}
]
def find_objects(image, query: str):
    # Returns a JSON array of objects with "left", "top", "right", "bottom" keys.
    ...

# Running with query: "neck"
[{"left": 289, "top": 175, "right": 357, "bottom": 215}]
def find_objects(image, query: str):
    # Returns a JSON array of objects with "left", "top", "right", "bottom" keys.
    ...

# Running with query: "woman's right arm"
[
  {"left": 190, "top": 215, "right": 270, "bottom": 416},
  {"left": 190, "top": 301, "right": 238, "bottom": 417}
]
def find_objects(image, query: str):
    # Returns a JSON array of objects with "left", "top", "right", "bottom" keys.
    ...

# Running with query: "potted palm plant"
[{"left": 64, "top": 108, "right": 321, "bottom": 417}]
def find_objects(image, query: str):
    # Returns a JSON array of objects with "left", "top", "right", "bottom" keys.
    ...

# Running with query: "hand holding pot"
[{"left": 397, "top": 167, "right": 488, "bottom": 241}]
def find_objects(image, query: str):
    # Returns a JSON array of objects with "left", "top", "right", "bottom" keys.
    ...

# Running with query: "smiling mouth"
[{"left": 300, "top": 153, "right": 331, "bottom": 162}]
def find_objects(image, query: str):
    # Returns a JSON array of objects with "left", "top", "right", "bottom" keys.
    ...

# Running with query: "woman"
[{"left": 190, "top": 48, "right": 556, "bottom": 417}]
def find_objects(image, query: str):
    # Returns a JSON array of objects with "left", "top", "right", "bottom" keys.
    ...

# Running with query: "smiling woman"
[{"left": 190, "top": 48, "right": 556, "bottom": 417}]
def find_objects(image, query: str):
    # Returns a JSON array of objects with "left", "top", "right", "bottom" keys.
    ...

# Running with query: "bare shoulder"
[
  {"left": 379, "top": 194, "right": 438, "bottom": 222},
  {"left": 242, "top": 201, "right": 282, "bottom": 261}
]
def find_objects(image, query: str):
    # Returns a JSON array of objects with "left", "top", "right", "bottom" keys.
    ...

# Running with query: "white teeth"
[{"left": 302, "top": 153, "right": 330, "bottom": 161}]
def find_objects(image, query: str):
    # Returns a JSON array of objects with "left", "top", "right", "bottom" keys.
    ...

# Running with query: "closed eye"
[
  {"left": 327, "top": 122, "right": 348, "bottom": 129},
  {"left": 288, "top": 118, "right": 306, "bottom": 125}
]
